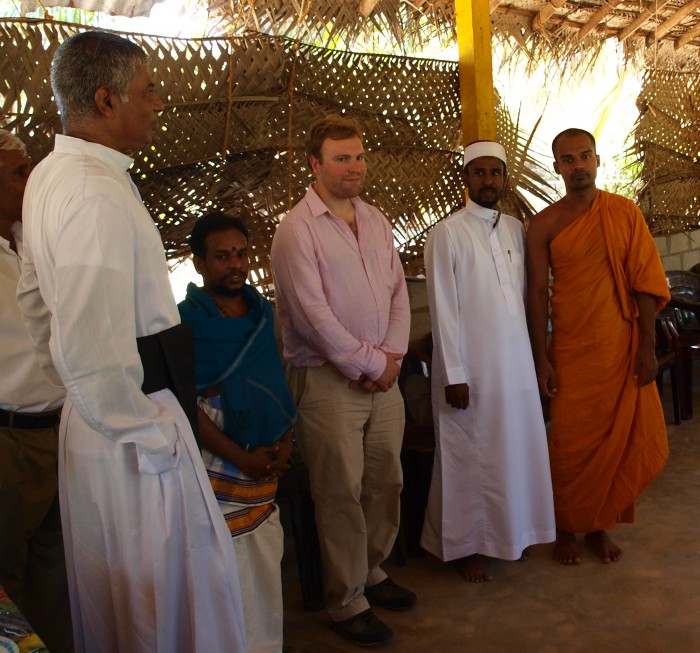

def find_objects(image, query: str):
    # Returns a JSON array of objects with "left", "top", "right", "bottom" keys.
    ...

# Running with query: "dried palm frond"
[{"left": 495, "top": 94, "right": 557, "bottom": 225}]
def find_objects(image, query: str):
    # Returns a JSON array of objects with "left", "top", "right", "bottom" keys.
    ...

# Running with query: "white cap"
[{"left": 463, "top": 140, "right": 507, "bottom": 167}]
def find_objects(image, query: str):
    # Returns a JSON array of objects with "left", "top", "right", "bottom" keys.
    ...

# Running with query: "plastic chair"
[
  {"left": 655, "top": 316, "right": 681, "bottom": 425},
  {"left": 664, "top": 270, "right": 700, "bottom": 418}
]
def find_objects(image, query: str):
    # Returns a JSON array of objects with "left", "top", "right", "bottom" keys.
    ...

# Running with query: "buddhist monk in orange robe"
[{"left": 527, "top": 128, "right": 669, "bottom": 565}]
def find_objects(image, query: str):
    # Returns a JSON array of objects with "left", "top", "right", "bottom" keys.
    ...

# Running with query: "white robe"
[
  {"left": 17, "top": 135, "right": 246, "bottom": 652},
  {"left": 420, "top": 200, "right": 555, "bottom": 562}
]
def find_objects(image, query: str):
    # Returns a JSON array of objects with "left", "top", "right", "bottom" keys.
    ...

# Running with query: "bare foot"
[
  {"left": 519, "top": 547, "right": 530, "bottom": 561},
  {"left": 584, "top": 530, "right": 622, "bottom": 563},
  {"left": 454, "top": 555, "right": 493, "bottom": 582},
  {"left": 554, "top": 531, "right": 582, "bottom": 565}
]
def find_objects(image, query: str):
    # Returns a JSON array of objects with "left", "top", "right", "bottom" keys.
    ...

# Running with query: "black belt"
[
  {"left": 0, "top": 407, "right": 61, "bottom": 430},
  {"left": 136, "top": 322, "right": 200, "bottom": 447}
]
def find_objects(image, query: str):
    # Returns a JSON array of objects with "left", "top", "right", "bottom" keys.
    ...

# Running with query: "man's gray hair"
[
  {"left": 51, "top": 31, "right": 148, "bottom": 126},
  {"left": 0, "top": 129, "right": 28, "bottom": 166}
]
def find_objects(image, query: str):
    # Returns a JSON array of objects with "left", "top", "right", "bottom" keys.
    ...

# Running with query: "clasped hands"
[
  {"left": 242, "top": 432, "right": 293, "bottom": 481},
  {"left": 348, "top": 351, "right": 402, "bottom": 393}
]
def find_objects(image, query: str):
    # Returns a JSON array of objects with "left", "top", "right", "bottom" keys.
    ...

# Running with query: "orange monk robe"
[{"left": 548, "top": 190, "right": 670, "bottom": 534}]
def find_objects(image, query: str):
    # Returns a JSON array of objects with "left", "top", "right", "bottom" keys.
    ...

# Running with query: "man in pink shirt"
[{"left": 270, "top": 115, "right": 415, "bottom": 648}]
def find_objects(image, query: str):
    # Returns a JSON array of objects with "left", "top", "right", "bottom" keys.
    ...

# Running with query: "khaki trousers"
[
  {"left": 0, "top": 422, "right": 72, "bottom": 653},
  {"left": 287, "top": 364, "right": 405, "bottom": 621}
]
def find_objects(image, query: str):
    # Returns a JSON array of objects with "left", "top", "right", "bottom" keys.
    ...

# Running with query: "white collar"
[
  {"left": 466, "top": 199, "right": 501, "bottom": 227},
  {"left": 54, "top": 134, "right": 135, "bottom": 173}
]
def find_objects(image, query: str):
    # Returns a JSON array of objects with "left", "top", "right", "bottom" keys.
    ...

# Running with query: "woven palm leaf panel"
[
  {"left": 0, "top": 21, "right": 67, "bottom": 158},
  {"left": 634, "top": 67, "right": 700, "bottom": 234},
  {"left": 1, "top": 19, "right": 468, "bottom": 293}
]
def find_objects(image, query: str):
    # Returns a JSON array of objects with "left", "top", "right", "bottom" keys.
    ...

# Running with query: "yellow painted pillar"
[{"left": 455, "top": 0, "right": 496, "bottom": 145}]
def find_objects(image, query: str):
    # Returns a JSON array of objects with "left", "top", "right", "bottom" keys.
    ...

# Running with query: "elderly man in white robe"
[
  {"left": 17, "top": 31, "right": 245, "bottom": 652},
  {"left": 420, "top": 140, "right": 556, "bottom": 582}
]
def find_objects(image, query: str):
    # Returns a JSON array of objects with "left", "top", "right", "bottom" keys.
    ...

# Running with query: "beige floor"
[{"left": 281, "top": 379, "right": 700, "bottom": 653}]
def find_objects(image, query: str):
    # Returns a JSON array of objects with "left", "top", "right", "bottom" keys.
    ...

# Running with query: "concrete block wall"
[{"left": 654, "top": 228, "right": 700, "bottom": 272}]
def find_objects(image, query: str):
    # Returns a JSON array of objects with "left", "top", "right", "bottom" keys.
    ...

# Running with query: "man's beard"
[
  {"left": 472, "top": 188, "right": 500, "bottom": 209},
  {"left": 209, "top": 281, "right": 244, "bottom": 297}
]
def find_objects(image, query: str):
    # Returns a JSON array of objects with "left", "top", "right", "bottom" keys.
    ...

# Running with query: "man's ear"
[
  {"left": 94, "top": 87, "right": 115, "bottom": 117},
  {"left": 553, "top": 161, "right": 560, "bottom": 175},
  {"left": 193, "top": 255, "right": 204, "bottom": 275},
  {"left": 309, "top": 154, "right": 320, "bottom": 176}
]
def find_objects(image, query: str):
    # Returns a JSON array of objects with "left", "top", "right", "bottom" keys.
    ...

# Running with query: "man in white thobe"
[
  {"left": 16, "top": 32, "right": 245, "bottom": 652},
  {"left": 420, "top": 140, "right": 555, "bottom": 581}
]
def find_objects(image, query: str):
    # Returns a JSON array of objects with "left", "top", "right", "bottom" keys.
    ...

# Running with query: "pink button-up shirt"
[{"left": 270, "top": 185, "right": 410, "bottom": 381}]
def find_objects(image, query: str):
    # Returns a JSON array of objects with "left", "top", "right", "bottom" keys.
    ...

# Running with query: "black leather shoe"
[
  {"left": 331, "top": 609, "right": 393, "bottom": 648},
  {"left": 364, "top": 577, "right": 417, "bottom": 611}
]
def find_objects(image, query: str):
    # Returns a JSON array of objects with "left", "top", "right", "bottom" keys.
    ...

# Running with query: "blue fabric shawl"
[{"left": 178, "top": 283, "right": 296, "bottom": 451}]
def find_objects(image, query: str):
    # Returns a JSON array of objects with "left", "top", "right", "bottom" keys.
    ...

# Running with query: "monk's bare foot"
[
  {"left": 584, "top": 530, "right": 622, "bottom": 563},
  {"left": 455, "top": 555, "right": 493, "bottom": 582},
  {"left": 554, "top": 531, "right": 582, "bottom": 565},
  {"left": 519, "top": 547, "right": 530, "bottom": 561}
]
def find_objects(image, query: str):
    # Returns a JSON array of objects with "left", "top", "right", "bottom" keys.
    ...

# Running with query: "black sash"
[{"left": 136, "top": 322, "right": 200, "bottom": 448}]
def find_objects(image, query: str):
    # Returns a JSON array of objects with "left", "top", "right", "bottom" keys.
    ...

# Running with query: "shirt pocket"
[
  {"left": 508, "top": 251, "right": 525, "bottom": 293},
  {"left": 376, "top": 247, "right": 396, "bottom": 290}
]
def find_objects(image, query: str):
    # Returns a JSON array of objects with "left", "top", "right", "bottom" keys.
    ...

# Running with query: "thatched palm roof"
[{"left": 21, "top": 0, "right": 700, "bottom": 54}]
